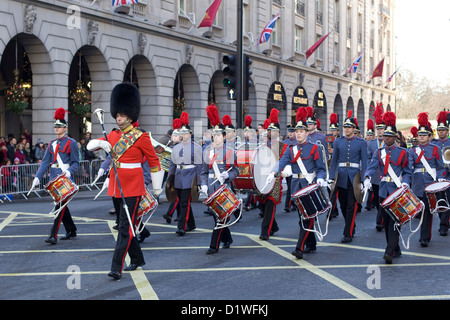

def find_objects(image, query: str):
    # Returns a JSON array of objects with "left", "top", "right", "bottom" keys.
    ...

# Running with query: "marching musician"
[
  {"left": 168, "top": 111, "right": 202, "bottom": 236},
  {"left": 328, "top": 113, "right": 340, "bottom": 220},
  {"left": 223, "top": 114, "right": 241, "bottom": 150},
  {"left": 32, "top": 108, "right": 80, "bottom": 245},
  {"left": 434, "top": 111, "right": 450, "bottom": 235},
  {"left": 268, "top": 107, "right": 327, "bottom": 259},
  {"left": 258, "top": 109, "right": 288, "bottom": 240},
  {"left": 408, "top": 113, "right": 446, "bottom": 247},
  {"left": 282, "top": 125, "right": 297, "bottom": 212},
  {"left": 364, "top": 119, "right": 376, "bottom": 212},
  {"left": 305, "top": 106, "right": 329, "bottom": 160},
  {"left": 367, "top": 103, "right": 385, "bottom": 231},
  {"left": 201, "top": 104, "right": 239, "bottom": 254},
  {"left": 364, "top": 111, "right": 412, "bottom": 264},
  {"left": 87, "top": 82, "right": 163, "bottom": 280},
  {"left": 328, "top": 110, "right": 368, "bottom": 243},
  {"left": 243, "top": 115, "right": 258, "bottom": 211}
]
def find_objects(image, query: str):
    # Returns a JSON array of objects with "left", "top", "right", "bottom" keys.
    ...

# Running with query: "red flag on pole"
[
  {"left": 306, "top": 32, "right": 331, "bottom": 59},
  {"left": 371, "top": 58, "right": 385, "bottom": 79},
  {"left": 198, "top": 0, "right": 222, "bottom": 28}
]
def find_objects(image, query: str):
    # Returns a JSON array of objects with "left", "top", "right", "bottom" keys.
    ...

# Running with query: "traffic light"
[
  {"left": 244, "top": 54, "right": 253, "bottom": 101},
  {"left": 222, "top": 54, "right": 237, "bottom": 90}
]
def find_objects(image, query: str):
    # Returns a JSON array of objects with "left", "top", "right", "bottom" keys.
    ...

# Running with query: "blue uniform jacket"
[
  {"left": 275, "top": 141, "right": 326, "bottom": 194},
  {"left": 329, "top": 136, "right": 368, "bottom": 189},
  {"left": 200, "top": 144, "right": 239, "bottom": 195},
  {"left": 433, "top": 138, "right": 450, "bottom": 178},
  {"left": 367, "top": 138, "right": 385, "bottom": 185},
  {"left": 168, "top": 140, "right": 202, "bottom": 189},
  {"left": 307, "top": 130, "right": 329, "bottom": 160},
  {"left": 365, "top": 144, "right": 411, "bottom": 199},
  {"left": 36, "top": 135, "right": 79, "bottom": 182},
  {"left": 408, "top": 143, "right": 445, "bottom": 198}
]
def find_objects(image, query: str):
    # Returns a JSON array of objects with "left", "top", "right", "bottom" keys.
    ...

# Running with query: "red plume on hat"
[
  {"left": 383, "top": 111, "right": 396, "bottom": 127},
  {"left": 354, "top": 118, "right": 359, "bottom": 128},
  {"left": 330, "top": 113, "right": 338, "bottom": 125},
  {"left": 410, "top": 126, "right": 418, "bottom": 138},
  {"left": 373, "top": 102, "right": 384, "bottom": 125},
  {"left": 437, "top": 111, "right": 448, "bottom": 125},
  {"left": 269, "top": 108, "right": 279, "bottom": 124},
  {"left": 367, "top": 118, "right": 374, "bottom": 131},
  {"left": 305, "top": 106, "right": 314, "bottom": 118},
  {"left": 417, "top": 112, "right": 429, "bottom": 127},
  {"left": 54, "top": 108, "right": 68, "bottom": 121},
  {"left": 245, "top": 115, "right": 252, "bottom": 128},
  {"left": 206, "top": 104, "right": 221, "bottom": 127},
  {"left": 180, "top": 111, "right": 189, "bottom": 126},
  {"left": 296, "top": 107, "right": 307, "bottom": 123},
  {"left": 263, "top": 118, "right": 271, "bottom": 129},
  {"left": 317, "top": 119, "right": 321, "bottom": 129},
  {"left": 172, "top": 118, "right": 182, "bottom": 130},
  {"left": 347, "top": 110, "right": 353, "bottom": 118},
  {"left": 223, "top": 114, "right": 232, "bottom": 127}
]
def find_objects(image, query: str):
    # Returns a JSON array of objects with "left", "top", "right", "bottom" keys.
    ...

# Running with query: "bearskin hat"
[{"left": 110, "top": 82, "right": 141, "bottom": 123}]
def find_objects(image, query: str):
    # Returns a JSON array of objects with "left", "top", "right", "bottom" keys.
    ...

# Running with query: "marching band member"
[
  {"left": 408, "top": 113, "right": 446, "bottom": 247},
  {"left": 201, "top": 104, "right": 239, "bottom": 254},
  {"left": 328, "top": 110, "right": 368, "bottom": 243},
  {"left": 258, "top": 109, "right": 288, "bottom": 240},
  {"left": 410, "top": 126, "right": 419, "bottom": 147},
  {"left": 364, "top": 111, "right": 412, "bottom": 264},
  {"left": 305, "top": 106, "right": 329, "bottom": 160},
  {"left": 328, "top": 113, "right": 340, "bottom": 219},
  {"left": 168, "top": 111, "right": 202, "bottom": 236},
  {"left": 87, "top": 82, "right": 163, "bottom": 279},
  {"left": 269, "top": 107, "right": 326, "bottom": 259},
  {"left": 364, "top": 118, "right": 375, "bottom": 211},
  {"left": 32, "top": 108, "right": 80, "bottom": 245},
  {"left": 243, "top": 115, "right": 258, "bottom": 211},
  {"left": 223, "top": 114, "right": 241, "bottom": 150},
  {"left": 434, "top": 111, "right": 450, "bottom": 235},
  {"left": 282, "top": 124, "right": 297, "bottom": 212},
  {"left": 366, "top": 119, "right": 375, "bottom": 141},
  {"left": 367, "top": 103, "right": 385, "bottom": 231}
]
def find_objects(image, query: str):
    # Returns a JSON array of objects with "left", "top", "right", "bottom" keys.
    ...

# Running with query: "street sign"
[{"left": 227, "top": 88, "right": 236, "bottom": 100}]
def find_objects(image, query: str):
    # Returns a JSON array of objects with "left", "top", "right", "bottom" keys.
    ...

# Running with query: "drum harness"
[{"left": 380, "top": 148, "right": 424, "bottom": 249}]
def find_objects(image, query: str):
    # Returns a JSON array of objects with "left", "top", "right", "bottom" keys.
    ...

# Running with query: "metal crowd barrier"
[{"left": 0, "top": 159, "right": 107, "bottom": 202}]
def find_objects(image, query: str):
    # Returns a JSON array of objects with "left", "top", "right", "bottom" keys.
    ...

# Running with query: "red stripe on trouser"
[
  {"left": 332, "top": 190, "right": 339, "bottom": 210},
  {"left": 120, "top": 198, "right": 140, "bottom": 272},
  {"left": 214, "top": 228, "right": 224, "bottom": 249},
  {"left": 350, "top": 202, "right": 357, "bottom": 237},
  {"left": 168, "top": 197, "right": 179, "bottom": 216},
  {"left": 54, "top": 205, "right": 66, "bottom": 239},
  {"left": 184, "top": 195, "right": 191, "bottom": 230},
  {"left": 300, "top": 219, "right": 314, "bottom": 251},
  {"left": 267, "top": 202, "right": 276, "bottom": 236}
]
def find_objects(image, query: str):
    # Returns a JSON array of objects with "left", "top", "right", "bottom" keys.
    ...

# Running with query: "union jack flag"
[
  {"left": 112, "top": 0, "right": 138, "bottom": 6},
  {"left": 348, "top": 50, "right": 364, "bottom": 74},
  {"left": 258, "top": 10, "right": 282, "bottom": 44},
  {"left": 387, "top": 67, "right": 400, "bottom": 83}
]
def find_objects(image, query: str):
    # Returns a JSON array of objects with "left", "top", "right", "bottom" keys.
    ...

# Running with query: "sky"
[{"left": 394, "top": 0, "right": 450, "bottom": 84}]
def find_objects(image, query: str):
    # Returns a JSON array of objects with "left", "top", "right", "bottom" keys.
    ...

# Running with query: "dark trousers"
[
  {"left": 176, "top": 188, "right": 196, "bottom": 231},
  {"left": 295, "top": 215, "right": 316, "bottom": 252},
  {"left": 329, "top": 187, "right": 339, "bottom": 217},
  {"left": 260, "top": 199, "right": 278, "bottom": 237},
  {"left": 209, "top": 216, "right": 232, "bottom": 250},
  {"left": 337, "top": 179, "right": 358, "bottom": 237},
  {"left": 419, "top": 196, "right": 433, "bottom": 242},
  {"left": 439, "top": 210, "right": 450, "bottom": 233},
  {"left": 166, "top": 197, "right": 180, "bottom": 218},
  {"left": 379, "top": 197, "right": 401, "bottom": 257},
  {"left": 50, "top": 201, "right": 76, "bottom": 239},
  {"left": 372, "top": 184, "right": 384, "bottom": 227},
  {"left": 284, "top": 176, "right": 292, "bottom": 209},
  {"left": 111, "top": 196, "right": 145, "bottom": 273}
]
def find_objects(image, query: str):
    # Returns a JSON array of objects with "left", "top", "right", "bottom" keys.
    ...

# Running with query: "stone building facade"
[{"left": 0, "top": 0, "right": 395, "bottom": 143}]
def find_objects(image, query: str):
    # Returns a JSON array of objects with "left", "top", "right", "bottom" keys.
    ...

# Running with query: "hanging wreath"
[
  {"left": 5, "top": 82, "right": 29, "bottom": 115},
  {"left": 70, "top": 85, "right": 91, "bottom": 117},
  {"left": 173, "top": 97, "right": 186, "bottom": 119}
]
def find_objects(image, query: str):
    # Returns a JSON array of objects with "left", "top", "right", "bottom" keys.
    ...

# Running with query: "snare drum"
[
  {"left": 425, "top": 180, "right": 450, "bottom": 214},
  {"left": 381, "top": 185, "right": 423, "bottom": 226},
  {"left": 231, "top": 145, "right": 277, "bottom": 194},
  {"left": 204, "top": 184, "right": 242, "bottom": 229},
  {"left": 45, "top": 173, "right": 79, "bottom": 204},
  {"left": 135, "top": 189, "right": 158, "bottom": 233},
  {"left": 292, "top": 183, "right": 331, "bottom": 220}
]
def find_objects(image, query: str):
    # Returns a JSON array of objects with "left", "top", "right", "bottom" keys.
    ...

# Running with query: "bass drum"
[{"left": 231, "top": 145, "right": 277, "bottom": 195}]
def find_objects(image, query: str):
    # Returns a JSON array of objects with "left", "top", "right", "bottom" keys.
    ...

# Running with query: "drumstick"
[{"left": 210, "top": 167, "right": 234, "bottom": 186}]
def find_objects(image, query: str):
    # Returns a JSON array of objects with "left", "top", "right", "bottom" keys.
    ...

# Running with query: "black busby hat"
[{"left": 110, "top": 82, "right": 141, "bottom": 123}]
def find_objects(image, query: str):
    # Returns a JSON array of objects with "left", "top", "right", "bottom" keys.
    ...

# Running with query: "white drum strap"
[
  {"left": 380, "top": 149, "right": 402, "bottom": 188},
  {"left": 52, "top": 140, "right": 69, "bottom": 172},
  {"left": 209, "top": 149, "right": 224, "bottom": 185},
  {"left": 415, "top": 147, "right": 436, "bottom": 181},
  {"left": 293, "top": 146, "right": 315, "bottom": 184}
]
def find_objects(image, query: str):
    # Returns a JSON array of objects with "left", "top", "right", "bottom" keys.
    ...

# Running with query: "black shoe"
[
  {"left": 108, "top": 271, "right": 121, "bottom": 280},
  {"left": 162, "top": 214, "right": 172, "bottom": 224},
  {"left": 341, "top": 236, "right": 352, "bottom": 243},
  {"left": 124, "top": 263, "right": 145, "bottom": 271},
  {"left": 303, "top": 245, "right": 316, "bottom": 253},
  {"left": 376, "top": 225, "right": 383, "bottom": 232},
  {"left": 291, "top": 249, "right": 303, "bottom": 259},
  {"left": 186, "top": 226, "right": 196, "bottom": 232},
  {"left": 113, "top": 224, "right": 119, "bottom": 230},
  {"left": 206, "top": 248, "right": 218, "bottom": 254},
  {"left": 383, "top": 254, "right": 393, "bottom": 264},
  {"left": 61, "top": 231, "right": 77, "bottom": 240},
  {"left": 270, "top": 226, "right": 279, "bottom": 235},
  {"left": 137, "top": 232, "right": 150, "bottom": 243},
  {"left": 176, "top": 228, "right": 185, "bottom": 236},
  {"left": 45, "top": 236, "right": 57, "bottom": 245},
  {"left": 440, "top": 230, "right": 448, "bottom": 236},
  {"left": 259, "top": 235, "right": 269, "bottom": 240},
  {"left": 284, "top": 207, "right": 290, "bottom": 212},
  {"left": 222, "top": 240, "right": 233, "bottom": 249},
  {"left": 244, "top": 206, "right": 250, "bottom": 212},
  {"left": 420, "top": 239, "right": 429, "bottom": 247}
]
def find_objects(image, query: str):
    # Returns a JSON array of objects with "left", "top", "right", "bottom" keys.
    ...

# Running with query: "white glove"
[
  {"left": 151, "top": 170, "right": 164, "bottom": 197},
  {"left": 220, "top": 171, "right": 229, "bottom": 180},
  {"left": 364, "top": 178, "right": 372, "bottom": 190},
  {"left": 401, "top": 182, "right": 409, "bottom": 188},
  {"left": 153, "top": 188, "right": 162, "bottom": 197},
  {"left": 87, "top": 139, "right": 112, "bottom": 153},
  {"left": 317, "top": 178, "right": 326, "bottom": 188},
  {"left": 438, "top": 178, "right": 447, "bottom": 182},
  {"left": 281, "top": 165, "right": 292, "bottom": 178},
  {"left": 97, "top": 168, "right": 105, "bottom": 176},
  {"left": 266, "top": 172, "right": 275, "bottom": 186},
  {"left": 63, "top": 170, "right": 71, "bottom": 179},
  {"left": 201, "top": 185, "right": 208, "bottom": 195},
  {"left": 31, "top": 177, "right": 40, "bottom": 190}
]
